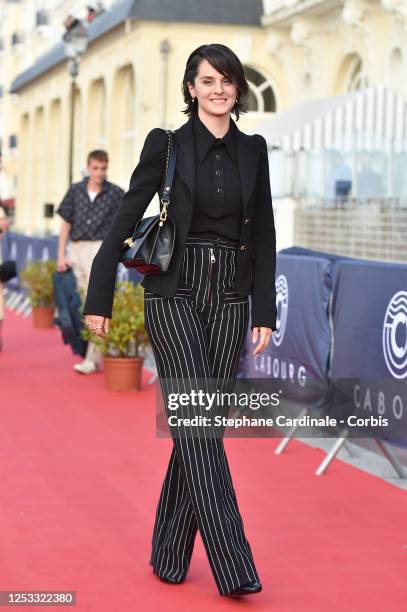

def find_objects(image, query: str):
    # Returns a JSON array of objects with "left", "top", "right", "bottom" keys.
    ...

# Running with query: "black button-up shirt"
[
  {"left": 56, "top": 178, "right": 125, "bottom": 241},
  {"left": 188, "top": 112, "right": 243, "bottom": 241}
]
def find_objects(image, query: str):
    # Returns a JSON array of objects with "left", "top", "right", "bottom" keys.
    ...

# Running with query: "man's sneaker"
[{"left": 73, "top": 360, "right": 101, "bottom": 374}]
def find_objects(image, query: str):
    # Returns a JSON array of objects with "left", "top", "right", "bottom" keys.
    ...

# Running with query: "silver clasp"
[{"left": 159, "top": 197, "right": 170, "bottom": 226}]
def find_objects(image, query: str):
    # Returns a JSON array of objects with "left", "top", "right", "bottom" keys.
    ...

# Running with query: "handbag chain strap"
[
  {"left": 159, "top": 129, "right": 177, "bottom": 226},
  {"left": 123, "top": 129, "right": 177, "bottom": 248}
]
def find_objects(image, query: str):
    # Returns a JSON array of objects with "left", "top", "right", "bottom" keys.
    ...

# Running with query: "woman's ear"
[{"left": 187, "top": 81, "right": 195, "bottom": 98}]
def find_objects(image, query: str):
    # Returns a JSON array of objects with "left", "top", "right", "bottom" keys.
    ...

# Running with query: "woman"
[
  {"left": 83, "top": 43, "right": 277, "bottom": 597},
  {"left": 0, "top": 205, "right": 12, "bottom": 352}
]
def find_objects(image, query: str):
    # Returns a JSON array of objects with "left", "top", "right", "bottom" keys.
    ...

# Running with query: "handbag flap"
[{"left": 132, "top": 215, "right": 158, "bottom": 239}]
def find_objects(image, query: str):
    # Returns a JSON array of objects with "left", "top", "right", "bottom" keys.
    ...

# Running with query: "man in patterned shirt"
[{"left": 56, "top": 150, "right": 125, "bottom": 374}]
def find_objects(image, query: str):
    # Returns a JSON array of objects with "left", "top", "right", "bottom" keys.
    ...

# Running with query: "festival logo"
[
  {"left": 382, "top": 290, "right": 407, "bottom": 379},
  {"left": 272, "top": 274, "right": 288, "bottom": 347}
]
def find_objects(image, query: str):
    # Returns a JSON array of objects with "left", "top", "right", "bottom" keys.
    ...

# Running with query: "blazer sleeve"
[
  {"left": 250, "top": 134, "right": 277, "bottom": 331},
  {"left": 82, "top": 127, "right": 168, "bottom": 319}
]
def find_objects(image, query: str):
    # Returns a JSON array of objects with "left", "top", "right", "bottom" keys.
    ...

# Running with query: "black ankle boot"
[{"left": 227, "top": 579, "right": 262, "bottom": 597}]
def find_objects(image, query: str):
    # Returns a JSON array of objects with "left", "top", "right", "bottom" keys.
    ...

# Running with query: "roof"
[
  {"left": 129, "top": 0, "right": 263, "bottom": 23},
  {"left": 10, "top": 0, "right": 263, "bottom": 93}
]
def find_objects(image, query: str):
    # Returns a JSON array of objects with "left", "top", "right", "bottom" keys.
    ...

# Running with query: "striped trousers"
[{"left": 144, "top": 235, "right": 260, "bottom": 595}]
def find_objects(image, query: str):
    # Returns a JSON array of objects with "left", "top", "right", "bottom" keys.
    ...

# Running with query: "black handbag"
[
  {"left": 0, "top": 259, "right": 17, "bottom": 283},
  {"left": 119, "top": 129, "right": 177, "bottom": 274}
]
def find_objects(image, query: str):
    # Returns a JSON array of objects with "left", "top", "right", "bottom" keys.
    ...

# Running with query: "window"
[
  {"left": 244, "top": 66, "right": 276, "bottom": 113},
  {"left": 35, "top": 9, "right": 48, "bottom": 27},
  {"left": 11, "top": 32, "right": 23, "bottom": 47},
  {"left": 348, "top": 57, "right": 368, "bottom": 91}
]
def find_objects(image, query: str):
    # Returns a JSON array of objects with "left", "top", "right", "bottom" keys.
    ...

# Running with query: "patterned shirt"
[{"left": 56, "top": 178, "right": 125, "bottom": 241}]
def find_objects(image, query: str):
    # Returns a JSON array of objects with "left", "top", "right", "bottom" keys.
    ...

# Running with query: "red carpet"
[{"left": 1, "top": 308, "right": 406, "bottom": 611}]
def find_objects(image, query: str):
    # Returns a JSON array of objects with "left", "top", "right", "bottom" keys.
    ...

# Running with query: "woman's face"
[{"left": 187, "top": 58, "right": 237, "bottom": 118}]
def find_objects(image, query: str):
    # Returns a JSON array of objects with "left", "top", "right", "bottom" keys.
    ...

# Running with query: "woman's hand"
[
  {"left": 84, "top": 315, "right": 110, "bottom": 338},
  {"left": 252, "top": 326, "right": 272, "bottom": 356}
]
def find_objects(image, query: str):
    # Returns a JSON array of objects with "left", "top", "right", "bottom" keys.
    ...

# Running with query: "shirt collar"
[
  {"left": 81, "top": 177, "right": 110, "bottom": 195},
  {"left": 192, "top": 112, "right": 237, "bottom": 163}
]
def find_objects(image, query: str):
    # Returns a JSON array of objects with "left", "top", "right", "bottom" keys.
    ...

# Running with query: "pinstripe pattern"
[{"left": 144, "top": 236, "right": 259, "bottom": 595}]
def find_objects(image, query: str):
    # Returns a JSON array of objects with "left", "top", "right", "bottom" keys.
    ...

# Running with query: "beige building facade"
[{"left": 2, "top": 0, "right": 407, "bottom": 235}]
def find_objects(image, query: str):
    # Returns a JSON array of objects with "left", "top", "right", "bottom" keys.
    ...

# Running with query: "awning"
[{"left": 255, "top": 86, "right": 407, "bottom": 154}]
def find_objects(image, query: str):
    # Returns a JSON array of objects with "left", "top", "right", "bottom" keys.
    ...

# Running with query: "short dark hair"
[
  {"left": 87, "top": 150, "right": 109, "bottom": 165},
  {"left": 181, "top": 44, "right": 249, "bottom": 121}
]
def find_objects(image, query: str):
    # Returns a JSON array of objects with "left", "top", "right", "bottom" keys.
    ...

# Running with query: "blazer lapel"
[{"left": 174, "top": 115, "right": 259, "bottom": 214}]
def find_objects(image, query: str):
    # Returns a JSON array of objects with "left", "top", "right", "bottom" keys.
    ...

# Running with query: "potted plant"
[
  {"left": 81, "top": 281, "right": 149, "bottom": 391},
  {"left": 20, "top": 259, "right": 57, "bottom": 328}
]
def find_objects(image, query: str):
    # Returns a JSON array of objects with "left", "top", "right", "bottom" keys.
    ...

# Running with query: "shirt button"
[
  {"left": 215, "top": 153, "right": 221, "bottom": 160},
  {"left": 244, "top": 217, "right": 250, "bottom": 223},
  {"left": 217, "top": 188, "right": 223, "bottom": 193},
  {"left": 215, "top": 170, "right": 222, "bottom": 176}
]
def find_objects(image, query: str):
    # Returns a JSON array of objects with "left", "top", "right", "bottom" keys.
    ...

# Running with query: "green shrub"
[
  {"left": 20, "top": 259, "right": 57, "bottom": 307},
  {"left": 81, "top": 281, "right": 149, "bottom": 358}
]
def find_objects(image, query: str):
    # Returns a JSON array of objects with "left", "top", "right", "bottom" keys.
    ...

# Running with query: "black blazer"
[{"left": 82, "top": 115, "right": 277, "bottom": 330}]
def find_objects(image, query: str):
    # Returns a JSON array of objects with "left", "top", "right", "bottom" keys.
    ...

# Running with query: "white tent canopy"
[{"left": 254, "top": 86, "right": 407, "bottom": 154}]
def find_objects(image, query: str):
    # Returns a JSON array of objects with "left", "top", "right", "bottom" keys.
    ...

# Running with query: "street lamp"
[
  {"left": 159, "top": 39, "right": 171, "bottom": 128},
  {"left": 62, "top": 17, "right": 88, "bottom": 186}
]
